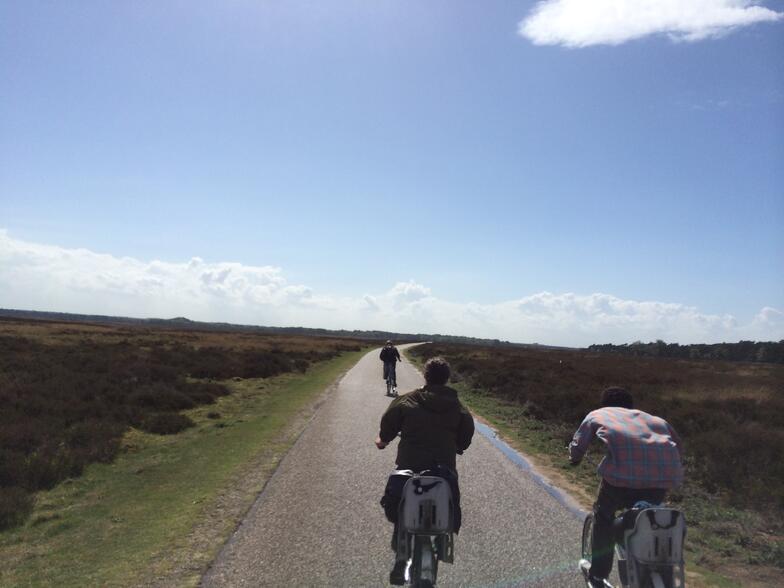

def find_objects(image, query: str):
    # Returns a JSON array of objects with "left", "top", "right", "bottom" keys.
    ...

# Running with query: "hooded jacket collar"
[{"left": 411, "top": 384, "right": 460, "bottom": 414}]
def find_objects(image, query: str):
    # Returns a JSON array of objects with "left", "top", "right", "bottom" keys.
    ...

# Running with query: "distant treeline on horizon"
[
  {"left": 588, "top": 339, "right": 784, "bottom": 364},
  {"left": 4, "top": 309, "right": 779, "bottom": 361},
  {"left": 0, "top": 308, "right": 550, "bottom": 349}
]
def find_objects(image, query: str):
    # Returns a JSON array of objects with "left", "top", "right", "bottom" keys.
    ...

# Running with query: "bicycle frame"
[{"left": 384, "top": 362, "right": 397, "bottom": 396}]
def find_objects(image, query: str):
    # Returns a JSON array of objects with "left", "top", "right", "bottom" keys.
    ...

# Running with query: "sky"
[{"left": 1, "top": 0, "right": 782, "bottom": 347}]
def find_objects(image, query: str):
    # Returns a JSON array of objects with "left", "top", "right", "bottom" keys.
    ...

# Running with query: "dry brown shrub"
[
  {"left": 411, "top": 343, "right": 784, "bottom": 513},
  {"left": 0, "top": 318, "right": 364, "bottom": 529}
]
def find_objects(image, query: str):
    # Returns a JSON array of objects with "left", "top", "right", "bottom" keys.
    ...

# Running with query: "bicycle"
[
  {"left": 385, "top": 366, "right": 398, "bottom": 397},
  {"left": 580, "top": 502, "right": 686, "bottom": 588},
  {"left": 394, "top": 470, "right": 455, "bottom": 587}
]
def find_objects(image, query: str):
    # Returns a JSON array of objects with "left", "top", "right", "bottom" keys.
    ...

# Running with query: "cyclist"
[
  {"left": 569, "top": 387, "right": 684, "bottom": 588},
  {"left": 380, "top": 340, "right": 402, "bottom": 390},
  {"left": 375, "top": 356, "right": 474, "bottom": 585}
]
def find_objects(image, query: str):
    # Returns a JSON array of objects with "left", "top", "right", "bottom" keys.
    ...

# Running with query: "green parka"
[{"left": 378, "top": 384, "right": 475, "bottom": 472}]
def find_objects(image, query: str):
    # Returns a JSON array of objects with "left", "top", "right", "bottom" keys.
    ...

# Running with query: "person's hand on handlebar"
[
  {"left": 566, "top": 443, "right": 583, "bottom": 466},
  {"left": 375, "top": 436, "right": 388, "bottom": 450}
]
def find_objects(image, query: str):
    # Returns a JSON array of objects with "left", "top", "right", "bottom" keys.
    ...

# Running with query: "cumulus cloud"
[
  {"left": 519, "top": 0, "right": 783, "bottom": 47},
  {"left": 0, "top": 230, "right": 781, "bottom": 346},
  {"left": 751, "top": 306, "right": 784, "bottom": 330},
  {"left": 387, "top": 280, "right": 433, "bottom": 308},
  {"left": 0, "top": 230, "right": 298, "bottom": 324},
  {"left": 363, "top": 295, "right": 381, "bottom": 311}
]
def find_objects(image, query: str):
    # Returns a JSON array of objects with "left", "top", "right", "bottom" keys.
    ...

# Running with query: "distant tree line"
[
  {"left": 0, "top": 308, "right": 524, "bottom": 348},
  {"left": 587, "top": 339, "right": 784, "bottom": 364}
]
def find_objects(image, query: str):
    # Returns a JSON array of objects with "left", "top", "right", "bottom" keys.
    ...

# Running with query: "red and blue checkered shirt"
[{"left": 569, "top": 407, "right": 684, "bottom": 489}]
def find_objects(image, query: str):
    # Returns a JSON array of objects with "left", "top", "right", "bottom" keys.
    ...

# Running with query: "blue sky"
[{"left": 1, "top": 1, "right": 782, "bottom": 346}]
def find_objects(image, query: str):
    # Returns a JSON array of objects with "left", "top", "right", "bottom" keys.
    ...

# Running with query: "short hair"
[
  {"left": 424, "top": 357, "right": 450, "bottom": 385},
  {"left": 600, "top": 387, "right": 634, "bottom": 409}
]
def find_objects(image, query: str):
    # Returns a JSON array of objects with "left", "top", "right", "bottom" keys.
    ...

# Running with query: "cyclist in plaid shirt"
[{"left": 569, "top": 387, "right": 684, "bottom": 588}]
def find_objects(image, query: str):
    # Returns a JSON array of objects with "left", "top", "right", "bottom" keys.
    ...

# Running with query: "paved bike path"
[{"left": 202, "top": 346, "right": 587, "bottom": 587}]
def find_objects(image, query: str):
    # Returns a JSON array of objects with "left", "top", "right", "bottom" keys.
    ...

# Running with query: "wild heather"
[{"left": 0, "top": 319, "right": 362, "bottom": 529}]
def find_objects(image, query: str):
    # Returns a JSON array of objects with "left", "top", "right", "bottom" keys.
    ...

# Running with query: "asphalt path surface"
[{"left": 202, "top": 346, "right": 589, "bottom": 587}]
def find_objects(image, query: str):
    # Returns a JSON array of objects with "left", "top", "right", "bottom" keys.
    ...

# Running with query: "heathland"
[
  {"left": 0, "top": 317, "right": 369, "bottom": 586},
  {"left": 3, "top": 314, "right": 782, "bottom": 587},
  {"left": 408, "top": 343, "right": 784, "bottom": 587}
]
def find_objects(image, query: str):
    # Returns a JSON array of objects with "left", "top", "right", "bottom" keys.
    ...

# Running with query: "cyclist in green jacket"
[{"left": 375, "top": 356, "right": 474, "bottom": 585}]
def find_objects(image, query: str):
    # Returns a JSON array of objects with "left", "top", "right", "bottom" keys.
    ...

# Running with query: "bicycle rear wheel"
[
  {"left": 411, "top": 536, "right": 437, "bottom": 587},
  {"left": 649, "top": 572, "right": 667, "bottom": 588}
]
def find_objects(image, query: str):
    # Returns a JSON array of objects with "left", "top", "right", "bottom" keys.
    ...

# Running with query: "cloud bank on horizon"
[
  {"left": 0, "top": 231, "right": 781, "bottom": 347},
  {"left": 519, "top": 0, "right": 783, "bottom": 47}
]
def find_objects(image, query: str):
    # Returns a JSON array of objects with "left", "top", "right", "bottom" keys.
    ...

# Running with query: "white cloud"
[
  {"left": 363, "top": 295, "right": 381, "bottom": 311},
  {"left": 0, "top": 230, "right": 781, "bottom": 346},
  {"left": 387, "top": 280, "right": 433, "bottom": 308},
  {"left": 752, "top": 306, "right": 784, "bottom": 330},
  {"left": 519, "top": 0, "right": 783, "bottom": 47}
]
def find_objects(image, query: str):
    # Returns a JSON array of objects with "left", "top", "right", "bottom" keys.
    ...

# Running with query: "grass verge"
[
  {"left": 405, "top": 349, "right": 783, "bottom": 588},
  {"left": 0, "top": 348, "right": 369, "bottom": 588}
]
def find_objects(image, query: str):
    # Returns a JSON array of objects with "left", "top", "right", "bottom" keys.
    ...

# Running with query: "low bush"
[
  {"left": 0, "top": 320, "right": 364, "bottom": 530},
  {"left": 0, "top": 487, "right": 34, "bottom": 530},
  {"left": 127, "top": 384, "right": 196, "bottom": 411},
  {"left": 410, "top": 343, "right": 784, "bottom": 515},
  {"left": 140, "top": 413, "right": 195, "bottom": 435}
]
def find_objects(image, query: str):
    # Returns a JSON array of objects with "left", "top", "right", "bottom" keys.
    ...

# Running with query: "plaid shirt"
[{"left": 569, "top": 407, "right": 684, "bottom": 489}]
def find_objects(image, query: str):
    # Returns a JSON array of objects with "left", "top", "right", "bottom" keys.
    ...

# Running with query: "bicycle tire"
[
  {"left": 431, "top": 538, "right": 439, "bottom": 585},
  {"left": 411, "top": 535, "right": 423, "bottom": 586},
  {"left": 648, "top": 572, "right": 666, "bottom": 588},
  {"left": 582, "top": 514, "right": 594, "bottom": 562},
  {"left": 410, "top": 536, "right": 439, "bottom": 587}
]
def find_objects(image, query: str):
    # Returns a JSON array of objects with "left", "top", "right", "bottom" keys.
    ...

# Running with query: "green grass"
[{"left": 0, "top": 348, "right": 368, "bottom": 588}]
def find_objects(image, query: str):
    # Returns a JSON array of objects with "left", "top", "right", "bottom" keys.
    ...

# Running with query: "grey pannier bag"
[
  {"left": 399, "top": 475, "right": 454, "bottom": 534},
  {"left": 619, "top": 508, "right": 686, "bottom": 588},
  {"left": 394, "top": 472, "right": 456, "bottom": 564}
]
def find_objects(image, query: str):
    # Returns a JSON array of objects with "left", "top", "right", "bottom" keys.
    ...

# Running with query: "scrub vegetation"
[
  {"left": 0, "top": 317, "right": 364, "bottom": 532},
  {"left": 408, "top": 343, "right": 784, "bottom": 586}
]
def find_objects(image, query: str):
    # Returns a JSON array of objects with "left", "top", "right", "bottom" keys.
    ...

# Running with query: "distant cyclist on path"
[
  {"left": 379, "top": 340, "right": 401, "bottom": 389},
  {"left": 569, "top": 387, "right": 684, "bottom": 588}
]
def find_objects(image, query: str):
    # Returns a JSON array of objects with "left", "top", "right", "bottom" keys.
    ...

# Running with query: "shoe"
[
  {"left": 389, "top": 560, "right": 406, "bottom": 585},
  {"left": 579, "top": 559, "right": 608, "bottom": 588}
]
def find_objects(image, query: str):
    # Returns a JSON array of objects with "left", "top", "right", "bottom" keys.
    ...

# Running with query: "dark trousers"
[
  {"left": 590, "top": 480, "right": 666, "bottom": 579},
  {"left": 383, "top": 361, "right": 397, "bottom": 386}
]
